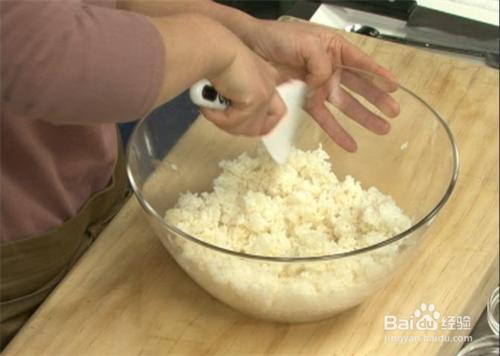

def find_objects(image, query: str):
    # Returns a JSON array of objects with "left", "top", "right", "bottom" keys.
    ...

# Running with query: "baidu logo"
[
  {"left": 385, "top": 303, "right": 440, "bottom": 331},
  {"left": 384, "top": 303, "right": 471, "bottom": 332}
]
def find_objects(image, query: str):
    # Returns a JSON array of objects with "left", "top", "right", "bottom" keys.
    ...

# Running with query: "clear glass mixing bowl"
[{"left": 127, "top": 67, "right": 459, "bottom": 323}]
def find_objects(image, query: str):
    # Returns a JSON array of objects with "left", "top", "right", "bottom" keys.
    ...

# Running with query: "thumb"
[
  {"left": 267, "top": 90, "right": 287, "bottom": 119},
  {"left": 260, "top": 91, "right": 287, "bottom": 135}
]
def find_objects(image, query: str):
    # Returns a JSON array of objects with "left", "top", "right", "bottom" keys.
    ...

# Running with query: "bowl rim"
[{"left": 126, "top": 67, "right": 460, "bottom": 263}]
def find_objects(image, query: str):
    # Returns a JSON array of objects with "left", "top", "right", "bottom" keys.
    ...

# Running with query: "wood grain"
[{"left": 4, "top": 23, "right": 499, "bottom": 356}]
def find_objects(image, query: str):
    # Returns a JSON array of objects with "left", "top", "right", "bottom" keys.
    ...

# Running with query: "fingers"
[
  {"left": 306, "top": 88, "right": 357, "bottom": 152},
  {"left": 202, "top": 107, "right": 262, "bottom": 137},
  {"left": 200, "top": 107, "right": 241, "bottom": 130},
  {"left": 327, "top": 77, "right": 390, "bottom": 135},
  {"left": 201, "top": 90, "right": 286, "bottom": 137},
  {"left": 303, "top": 33, "right": 399, "bottom": 119},
  {"left": 303, "top": 63, "right": 393, "bottom": 152},
  {"left": 335, "top": 39, "right": 398, "bottom": 93},
  {"left": 340, "top": 69, "right": 400, "bottom": 118}
]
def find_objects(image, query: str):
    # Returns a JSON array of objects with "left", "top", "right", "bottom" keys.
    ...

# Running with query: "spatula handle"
[{"left": 190, "top": 79, "right": 230, "bottom": 110}]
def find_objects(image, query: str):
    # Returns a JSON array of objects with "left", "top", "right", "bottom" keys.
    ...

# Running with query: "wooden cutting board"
[{"left": 5, "top": 21, "right": 499, "bottom": 356}]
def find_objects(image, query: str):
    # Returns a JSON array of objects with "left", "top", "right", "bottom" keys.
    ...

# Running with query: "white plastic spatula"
[{"left": 190, "top": 79, "right": 307, "bottom": 164}]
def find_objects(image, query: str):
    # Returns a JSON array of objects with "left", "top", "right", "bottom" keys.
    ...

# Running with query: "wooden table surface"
[{"left": 5, "top": 27, "right": 499, "bottom": 356}]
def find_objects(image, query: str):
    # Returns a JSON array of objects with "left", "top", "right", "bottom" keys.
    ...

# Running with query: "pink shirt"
[{"left": 1, "top": 0, "right": 163, "bottom": 242}]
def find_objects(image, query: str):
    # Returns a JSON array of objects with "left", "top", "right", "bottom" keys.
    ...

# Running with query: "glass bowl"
[{"left": 126, "top": 67, "right": 459, "bottom": 323}]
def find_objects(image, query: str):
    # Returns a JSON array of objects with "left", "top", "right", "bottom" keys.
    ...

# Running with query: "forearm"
[
  {"left": 148, "top": 13, "right": 243, "bottom": 107},
  {"left": 117, "top": 0, "right": 259, "bottom": 44}
]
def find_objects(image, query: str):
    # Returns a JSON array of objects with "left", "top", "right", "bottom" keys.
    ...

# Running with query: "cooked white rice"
[{"left": 164, "top": 146, "right": 412, "bottom": 322}]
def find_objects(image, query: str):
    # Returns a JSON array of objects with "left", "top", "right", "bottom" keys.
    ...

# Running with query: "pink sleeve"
[{"left": 1, "top": 0, "right": 164, "bottom": 124}]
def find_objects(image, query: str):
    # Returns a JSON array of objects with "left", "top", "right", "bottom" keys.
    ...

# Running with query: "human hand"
[
  {"left": 149, "top": 14, "right": 285, "bottom": 137},
  {"left": 203, "top": 45, "right": 286, "bottom": 137},
  {"left": 245, "top": 20, "right": 400, "bottom": 151}
]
